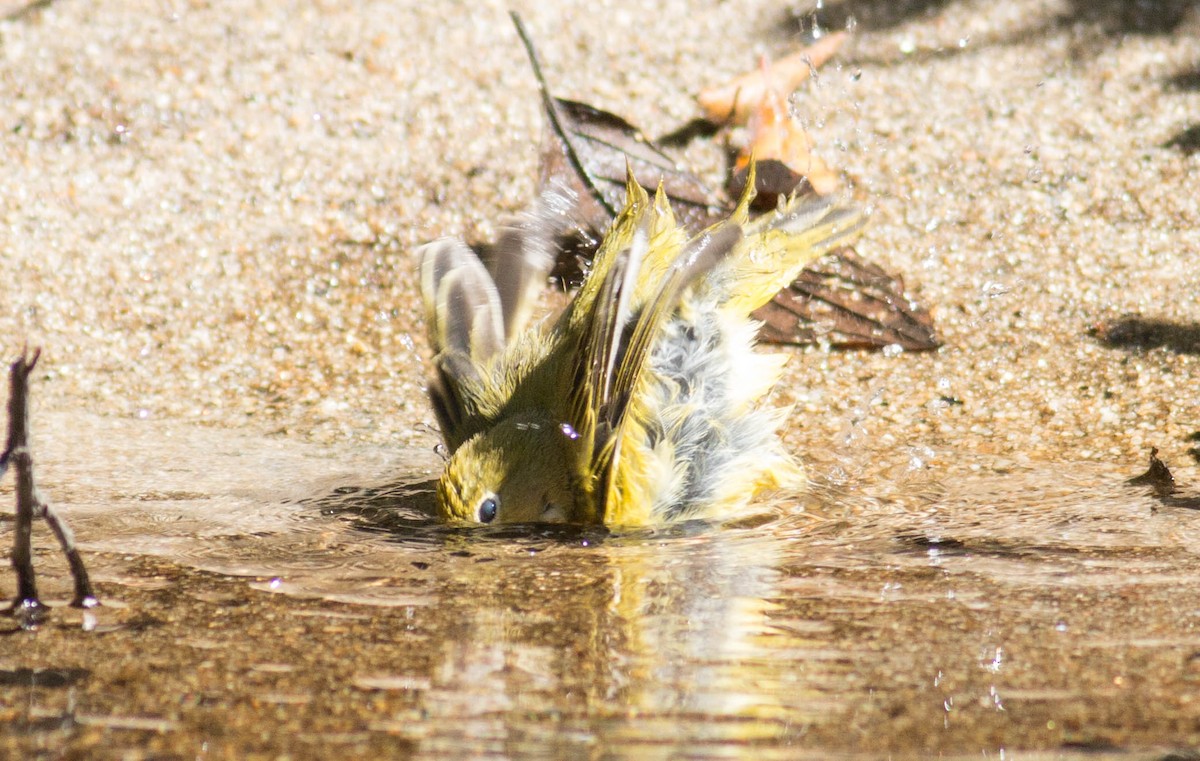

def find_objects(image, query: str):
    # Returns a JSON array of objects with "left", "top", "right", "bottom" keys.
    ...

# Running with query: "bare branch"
[{"left": 3, "top": 348, "right": 97, "bottom": 624}]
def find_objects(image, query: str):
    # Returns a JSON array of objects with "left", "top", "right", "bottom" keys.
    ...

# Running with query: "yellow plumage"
[{"left": 418, "top": 165, "right": 865, "bottom": 527}]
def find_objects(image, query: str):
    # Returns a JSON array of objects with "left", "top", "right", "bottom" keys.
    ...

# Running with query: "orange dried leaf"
[
  {"left": 733, "top": 72, "right": 840, "bottom": 195},
  {"left": 697, "top": 31, "right": 847, "bottom": 125}
]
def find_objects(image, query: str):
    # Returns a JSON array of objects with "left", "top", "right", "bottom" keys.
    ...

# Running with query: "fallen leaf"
[
  {"left": 733, "top": 89, "right": 840, "bottom": 195},
  {"left": 755, "top": 247, "right": 940, "bottom": 351},
  {"left": 537, "top": 97, "right": 727, "bottom": 235},
  {"left": 502, "top": 13, "right": 937, "bottom": 351},
  {"left": 697, "top": 32, "right": 847, "bottom": 125},
  {"left": 513, "top": 12, "right": 725, "bottom": 242}
]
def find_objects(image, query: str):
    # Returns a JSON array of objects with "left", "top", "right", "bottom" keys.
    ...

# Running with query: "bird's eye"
[{"left": 477, "top": 496, "right": 499, "bottom": 524}]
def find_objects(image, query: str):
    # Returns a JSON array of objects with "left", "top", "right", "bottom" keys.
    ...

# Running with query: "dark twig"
[
  {"left": 3, "top": 348, "right": 97, "bottom": 624},
  {"left": 1127, "top": 446, "right": 1176, "bottom": 497},
  {"left": 510, "top": 11, "right": 618, "bottom": 221}
]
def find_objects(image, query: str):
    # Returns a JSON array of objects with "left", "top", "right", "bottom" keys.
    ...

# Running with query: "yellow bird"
[{"left": 418, "top": 167, "right": 865, "bottom": 527}]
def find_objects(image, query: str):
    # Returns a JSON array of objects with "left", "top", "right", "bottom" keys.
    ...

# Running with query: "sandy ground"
[
  {"left": 2, "top": 0, "right": 1200, "bottom": 757},
  {"left": 3, "top": 0, "right": 1199, "bottom": 476},
  {"left": 3, "top": 0, "right": 1200, "bottom": 469}
]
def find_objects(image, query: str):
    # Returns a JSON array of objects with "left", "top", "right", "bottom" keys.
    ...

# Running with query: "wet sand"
[{"left": 3, "top": 0, "right": 1200, "bottom": 757}]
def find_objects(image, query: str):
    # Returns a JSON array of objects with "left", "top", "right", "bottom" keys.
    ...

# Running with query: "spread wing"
[
  {"left": 560, "top": 172, "right": 743, "bottom": 522},
  {"left": 480, "top": 189, "right": 563, "bottom": 342},
  {"left": 417, "top": 199, "right": 565, "bottom": 449},
  {"left": 560, "top": 198, "right": 650, "bottom": 522},
  {"left": 417, "top": 238, "right": 507, "bottom": 451},
  {"left": 719, "top": 190, "right": 867, "bottom": 318}
]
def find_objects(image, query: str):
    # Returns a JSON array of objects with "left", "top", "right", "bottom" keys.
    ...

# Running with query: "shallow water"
[
  {"left": 8, "top": 411, "right": 1200, "bottom": 758},
  {"left": 2, "top": 0, "right": 1199, "bottom": 756}
]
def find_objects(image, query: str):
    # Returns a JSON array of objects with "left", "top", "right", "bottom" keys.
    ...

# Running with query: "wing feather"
[{"left": 417, "top": 239, "right": 507, "bottom": 449}]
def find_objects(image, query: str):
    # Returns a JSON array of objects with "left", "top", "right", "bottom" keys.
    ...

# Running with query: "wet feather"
[{"left": 416, "top": 164, "right": 865, "bottom": 527}]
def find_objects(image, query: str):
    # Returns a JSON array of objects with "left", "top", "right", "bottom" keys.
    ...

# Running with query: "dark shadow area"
[
  {"left": 1089, "top": 315, "right": 1200, "bottom": 354},
  {"left": 1077, "top": 0, "right": 1194, "bottom": 35},
  {"left": 1153, "top": 494, "right": 1200, "bottom": 511},
  {"left": 769, "top": 0, "right": 1194, "bottom": 65},
  {"left": 1166, "top": 68, "right": 1200, "bottom": 91},
  {"left": 790, "top": 0, "right": 958, "bottom": 34},
  {"left": 2, "top": 0, "right": 57, "bottom": 22},
  {"left": 1165, "top": 124, "right": 1200, "bottom": 155},
  {"left": 802, "top": 0, "right": 1193, "bottom": 36}
]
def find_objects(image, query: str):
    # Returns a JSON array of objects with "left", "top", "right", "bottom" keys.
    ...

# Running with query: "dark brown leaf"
[
  {"left": 727, "top": 159, "right": 819, "bottom": 213},
  {"left": 754, "top": 247, "right": 940, "bottom": 351},
  {"left": 512, "top": 12, "right": 725, "bottom": 241},
  {"left": 508, "top": 12, "right": 938, "bottom": 352},
  {"left": 537, "top": 97, "right": 727, "bottom": 234}
]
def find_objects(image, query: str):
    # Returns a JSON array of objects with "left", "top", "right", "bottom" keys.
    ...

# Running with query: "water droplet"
[
  {"left": 981, "top": 281, "right": 1009, "bottom": 299},
  {"left": 559, "top": 422, "right": 579, "bottom": 440},
  {"left": 907, "top": 445, "right": 934, "bottom": 470}
]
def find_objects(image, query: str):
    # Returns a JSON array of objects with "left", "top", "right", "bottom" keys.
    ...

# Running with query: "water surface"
[{"left": 7, "top": 411, "right": 1198, "bottom": 758}]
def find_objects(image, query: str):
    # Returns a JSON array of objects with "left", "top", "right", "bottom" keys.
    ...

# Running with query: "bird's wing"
[
  {"left": 595, "top": 219, "right": 743, "bottom": 523},
  {"left": 480, "top": 184, "right": 571, "bottom": 342},
  {"left": 559, "top": 178, "right": 651, "bottom": 521},
  {"left": 417, "top": 238, "right": 506, "bottom": 451},
  {"left": 719, "top": 190, "right": 867, "bottom": 318},
  {"left": 560, "top": 170, "right": 744, "bottom": 522}
]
